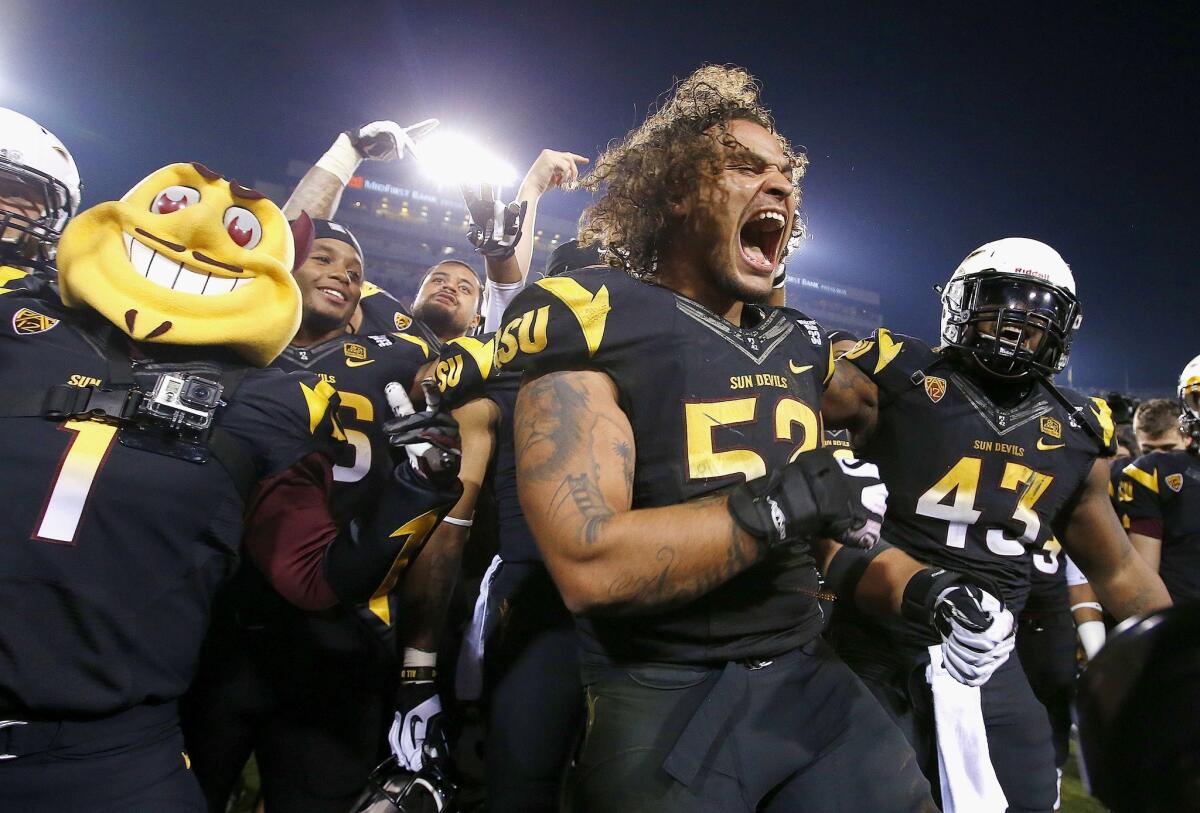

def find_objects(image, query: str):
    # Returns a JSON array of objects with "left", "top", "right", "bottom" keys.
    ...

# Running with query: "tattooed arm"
[
  {"left": 1061, "top": 458, "right": 1172, "bottom": 620},
  {"left": 819, "top": 358, "right": 880, "bottom": 449},
  {"left": 401, "top": 397, "right": 500, "bottom": 648},
  {"left": 282, "top": 164, "right": 347, "bottom": 221},
  {"left": 515, "top": 369, "right": 765, "bottom": 617}
]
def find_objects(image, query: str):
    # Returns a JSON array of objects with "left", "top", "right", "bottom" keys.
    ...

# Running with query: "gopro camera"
[{"left": 139, "top": 373, "right": 224, "bottom": 432}]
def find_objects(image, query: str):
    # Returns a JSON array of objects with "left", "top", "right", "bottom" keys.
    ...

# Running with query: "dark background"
[{"left": 5, "top": 1, "right": 1196, "bottom": 391}]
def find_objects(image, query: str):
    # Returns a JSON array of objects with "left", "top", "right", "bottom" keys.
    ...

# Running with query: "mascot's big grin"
[{"left": 57, "top": 162, "right": 313, "bottom": 366}]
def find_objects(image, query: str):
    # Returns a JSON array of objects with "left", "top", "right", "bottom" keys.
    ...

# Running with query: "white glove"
[
  {"left": 933, "top": 584, "right": 1016, "bottom": 687},
  {"left": 388, "top": 691, "right": 443, "bottom": 772},
  {"left": 350, "top": 118, "right": 439, "bottom": 162}
]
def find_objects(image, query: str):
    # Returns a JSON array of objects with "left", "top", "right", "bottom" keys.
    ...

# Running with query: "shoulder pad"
[
  {"left": 435, "top": 332, "right": 498, "bottom": 409},
  {"left": 775, "top": 307, "right": 834, "bottom": 385},
  {"left": 842, "top": 328, "right": 932, "bottom": 384},
  {"left": 384, "top": 331, "right": 431, "bottom": 360},
  {"left": 1, "top": 265, "right": 32, "bottom": 295},
  {"left": 1123, "top": 451, "right": 1188, "bottom": 497},
  {"left": 1057, "top": 389, "right": 1118, "bottom": 457},
  {"left": 494, "top": 266, "right": 637, "bottom": 376}
]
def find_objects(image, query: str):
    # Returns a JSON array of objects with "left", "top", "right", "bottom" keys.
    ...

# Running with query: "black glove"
[
  {"left": 381, "top": 409, "right": 461, "bottom": 489},
  {"left": 461, "top": 183, "right": 527, "bottom": 259},
  {"left": 727, "top": 447, "right": 887, "bottom": 551}
]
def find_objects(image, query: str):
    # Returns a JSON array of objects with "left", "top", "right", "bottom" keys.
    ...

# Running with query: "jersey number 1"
[{"left": 35, "top": 420, "right": 119, "bottom": 544}]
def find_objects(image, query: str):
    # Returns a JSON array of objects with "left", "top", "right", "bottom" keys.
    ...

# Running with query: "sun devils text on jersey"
[
  {"left": 495, "top": 266, "right": 837, "bottom": 673},
  {"left": 0, "top": 293, "right": 344, "bottom": 718},
  {"left": 1120, "top": 449, "right": 1200, "bottom": 602},
  {"left": 843, "top": 328, "right": 1116, "bottom": 644}
]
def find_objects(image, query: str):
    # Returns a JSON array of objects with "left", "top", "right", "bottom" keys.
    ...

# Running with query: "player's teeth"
[{"left": 122, "top": 232, "right": 133, "bottom": 259}]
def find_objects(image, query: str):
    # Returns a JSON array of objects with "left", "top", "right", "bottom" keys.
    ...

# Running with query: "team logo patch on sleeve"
[
  {"left": 394, "top": 312, "right": 412, "bottom": 331},
  {"left": 12, "top": 307, "right": 59, "bottom": 335},
  {"left": 924, "top": 375, "right": 947, "bottom": 403},
  {"left": 1166, "top": 473, "right": 1184, "bottom": 492},
  {"left": 1040, "top": 416, "right": 1062, "bottom": 439}
]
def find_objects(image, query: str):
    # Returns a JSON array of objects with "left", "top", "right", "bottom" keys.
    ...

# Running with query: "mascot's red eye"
[
  {"left": 223, "top": 207, "right": 262, "bottom": 249},
  {"left": 150, "top": 186, "right": 200, "bottom": 214}
]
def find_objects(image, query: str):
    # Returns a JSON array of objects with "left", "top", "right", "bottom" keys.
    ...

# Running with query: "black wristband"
[
  {"left": 399, "top": 666, "right": 437, "bottom": 682},
  {"left": 901, "top": 567, "right": 1004, "bottom": 626},
  {"left": 823, "top": 540, "right": 893, "bottom": 602}
]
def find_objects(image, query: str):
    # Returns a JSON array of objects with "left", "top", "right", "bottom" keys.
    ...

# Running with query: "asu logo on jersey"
[
  {"left": 12, "top": 307, "right": 59, "bottom": 335},
  {"left": 924, "top": 376, "right": 947, "bottom": 403}
]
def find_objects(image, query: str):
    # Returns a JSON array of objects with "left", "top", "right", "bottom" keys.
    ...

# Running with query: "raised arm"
[{"left": 1061, "top": 458, "right": 1172, "bottom": 619}]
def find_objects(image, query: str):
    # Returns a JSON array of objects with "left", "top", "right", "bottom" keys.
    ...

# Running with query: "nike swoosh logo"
[
  {"left": 788, "top": 361, "right": 813, "bottom": 374},
  {"left": 1036, "top": 439, "right": 1065, "bottom": 451},
  {"left": 346, "top": 358, "right": 376, "bottom": 367}
]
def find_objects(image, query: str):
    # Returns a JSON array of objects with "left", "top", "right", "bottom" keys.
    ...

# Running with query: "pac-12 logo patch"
[
  {"left": 13, "top": 307, "right": 59, "bottom": 335},
  {"left": 394, "top": 312, "right": 412, "bottom": 331},
  {"left": 1166, "top": 473, "right": 1184, "bottom": 492},
  {"left": 1040, "top": 416, "right": 1063, "bottom": 439},
  {"left": 924, "top": 376, "right": 947, "bottom": 403}
]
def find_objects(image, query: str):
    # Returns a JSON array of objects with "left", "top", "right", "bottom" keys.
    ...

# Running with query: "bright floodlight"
[{"left": 416, "top": 131, "right": 518, "bottom": 188}]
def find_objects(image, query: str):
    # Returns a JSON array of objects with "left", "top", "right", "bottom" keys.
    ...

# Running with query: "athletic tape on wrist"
[
  {"left": 314, "top": 133, "right": 363, "bottom": 186},
  {"left": 441, "top": 516, "right": 473, "bottom": 528}
]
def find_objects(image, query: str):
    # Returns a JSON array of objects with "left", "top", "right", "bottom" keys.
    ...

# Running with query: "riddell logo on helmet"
[{"left": 1014, "top": 267, "right": 1051, "bottom": 280}]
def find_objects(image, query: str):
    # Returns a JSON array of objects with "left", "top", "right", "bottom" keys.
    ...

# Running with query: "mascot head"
[{"left": 57, "top": 162, "right": 313, "bottom": 366}]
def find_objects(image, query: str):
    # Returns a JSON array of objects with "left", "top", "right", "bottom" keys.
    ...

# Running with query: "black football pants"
[
  {"left": 1015, "top": 610, "right": 1077, "bottom": 769},
  {"left": 483, "top": 560, "right": 584, "bottom": 813},
  {"left": 0, "top": 702, "right": 204, "bottom": 813},
  {"left": 566, "top": 638, "right": 937, "bottom": 813}
]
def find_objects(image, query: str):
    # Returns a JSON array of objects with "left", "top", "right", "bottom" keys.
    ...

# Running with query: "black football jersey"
[
  {"left": 435, "top": 333, "right": 535, "bottom": 562},
  {"left": 0, "top": 294, "right": 342, "bottom": 717},
  {"left": 843, "top": 329, "right": 1115, "bottom": 635},
  {"left": 357, "top": 280, "right": 439, "bottom": 347},
  {"left": 1120, "top": 450, "right": 1200, "bottom": 602},
  {"left": 495, "top": 266, "right": 836, "bottom": 669}
]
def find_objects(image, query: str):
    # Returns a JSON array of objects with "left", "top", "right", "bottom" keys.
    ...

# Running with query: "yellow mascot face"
[{"left": 57, "top": 162, "right": 305, "bottom": 366}]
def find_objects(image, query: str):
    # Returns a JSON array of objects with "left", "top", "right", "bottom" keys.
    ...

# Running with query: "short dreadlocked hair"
[{"left": 578, "top": 64, "right": 806, "bottom": 280}]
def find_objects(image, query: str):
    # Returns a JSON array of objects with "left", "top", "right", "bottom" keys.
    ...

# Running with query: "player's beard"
[{"left": 301, "top": 304, "right": 349, "bottom": 339}]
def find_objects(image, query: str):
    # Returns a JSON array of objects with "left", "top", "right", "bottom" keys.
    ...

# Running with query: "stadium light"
[{"left": 415, "top": 130, "right": 518, "bottom": 189}]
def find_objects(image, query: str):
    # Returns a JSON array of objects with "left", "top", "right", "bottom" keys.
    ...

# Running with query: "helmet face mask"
[
  {"left": 1178, "top": 354, "right": 1200, "bottom": 443},
  {"left": 939, "top": 238, "right": 1081, "bottom": 381},
  {"left": 0, "top": 160, "right": 74, "bottom": 268},
  {"left": 352, "top": 755, "right": 456, "bottom": 813}
]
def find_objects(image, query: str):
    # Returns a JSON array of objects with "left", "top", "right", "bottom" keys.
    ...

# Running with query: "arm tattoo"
[{"left": 282, "top": 167, "right": 347, "bottom": 220}]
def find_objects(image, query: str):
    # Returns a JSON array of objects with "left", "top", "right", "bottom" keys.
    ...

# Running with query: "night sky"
[{"left": 4, "top": 1, "right": 1196, "bottom": 391}]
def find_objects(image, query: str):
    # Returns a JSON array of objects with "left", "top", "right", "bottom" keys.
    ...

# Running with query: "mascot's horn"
[{"left": 290, "top": 211, "right": 314, "bottom": 271}]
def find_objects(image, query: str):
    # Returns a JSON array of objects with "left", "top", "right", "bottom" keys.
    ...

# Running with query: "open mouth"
[
  {"left": 123, "top": 232, "right": 252, "bottom": 295},
  {"left": 739, "top": 210, "right": 787, "bottom": 273}
]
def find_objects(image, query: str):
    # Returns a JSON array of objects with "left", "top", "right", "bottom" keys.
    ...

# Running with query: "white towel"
[
  {"left": 927, "top": 644, "right": 1009, "bottom": 813},
  {"left": 454, "top": 554, "right": 504, "bottom": 701}
]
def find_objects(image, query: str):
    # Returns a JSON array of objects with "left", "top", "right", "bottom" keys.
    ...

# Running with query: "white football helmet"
[
  {"left": 939, "top": 237, "right": 1082, "bottom": 379},
  {"left": 0, "top": 108, "right": 81, "bottom": 269},
  {"left": 1178, "top": 354, "right": 1200, "bottom": 441}
]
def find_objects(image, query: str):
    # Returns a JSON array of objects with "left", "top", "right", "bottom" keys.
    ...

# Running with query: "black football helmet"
[
  {"left": 939, "top": 238, "right": 1081, "bottom": 380},
  {"left": 350, "top": 756, "right": 457, "bottom": 813},
  {"left": 1075, "top": 606, "right": 1200, "bottom": 813}
]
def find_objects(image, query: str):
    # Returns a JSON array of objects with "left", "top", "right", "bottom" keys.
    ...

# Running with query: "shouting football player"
[
  {"left": 821, "top": 237, "right": 1171, "bottom": 812},
  {"left": 493, "top": 64, "right": 1013, "bottom": 813}
]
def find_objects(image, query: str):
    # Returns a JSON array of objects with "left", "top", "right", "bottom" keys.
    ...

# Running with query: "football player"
[
  {"left": 0, "top": 107, "right": 81, "bottom": 293},
  {"left": 0, "top": 164, "right": 459, "bottom": 812},
  {"left": 1119, "top": 360, "right": 1200, "bottom": 602},
  {"left": 1131, "top": 397, "right": 1192, "bottom": 454},
  {"left": 282, "top": 119, "right": 442, "bottom": 343},
  {"left": 494, "top": 64, "right": 1015, "bottom": 813},
  {"left": 182, "top": 217, "right": 437, "bottom": 813},
  {"left": 821, "top": 236, "right": 1171, "bottom": 811}
]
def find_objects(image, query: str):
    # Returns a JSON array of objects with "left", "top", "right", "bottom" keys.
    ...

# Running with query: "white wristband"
[
  {"left": 402, "top": 647, "right": 437, "bottom": 668},
  {"left": 314, "top": 132, "right": 363, "bottom": 186},
  {"left": 441, "top": 516, "right": 473, "bottom": 528},
  {"left": 1071, "top": 602, "right": 1103, "bottom": 614},
  {"left": 1077, "top": 620, "right": 1106, "bottom": 660}
]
